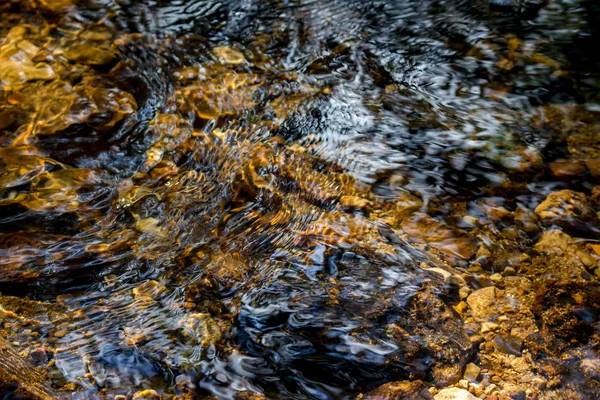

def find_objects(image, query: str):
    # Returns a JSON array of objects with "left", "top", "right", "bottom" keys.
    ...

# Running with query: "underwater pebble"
[{"left": 434, "top": 388, "right": 478, "bottom": 400}]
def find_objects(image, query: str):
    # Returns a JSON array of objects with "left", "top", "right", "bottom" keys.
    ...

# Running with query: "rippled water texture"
[{"left": 0, "top": 0, "right": 599, "bottom": 399}]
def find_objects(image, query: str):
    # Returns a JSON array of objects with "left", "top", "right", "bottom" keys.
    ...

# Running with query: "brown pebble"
[
  {"left": 549, "top": 158, "right": 586, "bottom": 179},
  {"left": 453, "top": 301, "right": 468, "bottom": 314},
  {"left": 54, "top": 330, "right": 68, "bottom": 338}
]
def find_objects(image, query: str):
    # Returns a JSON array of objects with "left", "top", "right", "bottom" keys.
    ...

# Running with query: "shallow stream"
[{"left": 0, "top": 1, "right": 599, "bottom": 399}]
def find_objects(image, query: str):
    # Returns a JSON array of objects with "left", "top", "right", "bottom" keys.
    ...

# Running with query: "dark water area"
[{"left": 0, "top": 0, "right": 600, "bottom": 399}]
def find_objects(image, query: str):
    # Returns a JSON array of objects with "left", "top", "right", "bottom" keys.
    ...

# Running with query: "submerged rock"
[
  {"left": 401, "top": 213, "right": 478, "bottom": 260},
  {"left": 212, "top": 46, "right": 245, "bottom": 64},
  {"left": 433, "top": 388, "right": 477, "bottom": 400},
  {"left": 463, "top": 363, "right": 480, "bottom": 383},
  {"left": 568, "top": 123, "right": 600, "bottom": 177},
  {"left": 534, "top": 229, "right": 576, "bottom": 253},
  {"left": 62, "top": 44, "right": 116, "bottom": 65},
  {"left": 360, "top": 380, "right": 433, "bottom": 400},
  {"left": 549, "top": 159, "right": 587, "bottom": 179},
  {"left": 492, "top": 335, "right": 523, "bottom": 356},
  {"left": 0, "top": 337, "right": 60, "bottom": 400},
  {"left": 466, "top": 286, "right": 505, "bottom": 322},
  {"left": 534, "top": 190, "right": 597, "bottom": 231}
]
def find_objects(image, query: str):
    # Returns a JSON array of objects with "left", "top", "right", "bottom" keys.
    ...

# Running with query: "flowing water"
[{"left": 0, "top": 0, "right": 599, "bottom": 399}]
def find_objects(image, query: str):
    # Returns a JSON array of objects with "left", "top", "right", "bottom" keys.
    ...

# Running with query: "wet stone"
[
  {"left": 586, "top": 158, "right": 600, "bottom": 177},
  {"left": 401, "top": 213, "right": 478, "bottom": 261},
  {"left": 63, "top": 44, "right": 115, "bottom": 65},
  {"left": 433, "top": 388, "right": 477, "bottom": 400},
  {"left": 466, "top": 287, "right": 506, "bottom": 322},
  {"left": 463, "top": 363, "right": 481, "bottom": 383},
  {"left": 534, "top": 190, "right": 597, "bottom": 231},
  {"left": 360, "top": 380, "right": 434, "bottom": 400},
  {"left": 492, "top": 335, "right": 523, "bottom": 356},
  {"left": 132, "top": 390, "right": 161, "bottom": 400},
  {"left": 534, "top": 229, "right": 576, "bottom": 253},
  {"left": 549, "top": 158, "right": 587, "bottom": 179},
  {"left": 212, "top": 46, "right": 245, "bottom": 64}
]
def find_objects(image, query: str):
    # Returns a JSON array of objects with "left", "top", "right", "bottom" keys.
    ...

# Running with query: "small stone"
[
  {"left": 534, "top": 190, "right": 597, "bottom": 230},
  {"left": 576, "top": 250, "right": 596, "bottom": 268},
  {"left": 6, "top": 26, "right": 27, "bottom": 41},
  {"left": 511, "top": 326, "right": 537, "bottom": 340},
  {"left": 459, "top": 287, "right": 471, "bottom": 300},
  {"left": 135, "top": 217, "right": 164, "bottom": 235},
  {"left": 549, "top": 158, "right": 586, "bottom": 179},
  {"left": 212, "top": 46, "right": 245, "bottom": 64},
  {"left": 63, "top": 44, "right": 115, "bottom": 65},
  {"left": 54, "top": 330, "right": 68, "bottom": 338},
  {"left": 401, "top": 213, "right": 478, "bottom": 260},
  {"left": 463, "top": 363, "right": 481, "bottom": 383},
  {"left": 501, "top": 384, "right": 526, "bottom": 400},
  {"left": 467, "top": 264, "right": 483, "bottom": 273},
  {"left": 450, "top": 274, "right": 467, "bottom": 287},
  {"left": 433, "top": 364, "right": 463, "bottom": 387},
  {"left": 580, "top": 358, "right": 600, "bottom": 380},
  {"left": 510, "top": 357, "right": 530, "bottom": 373},
  {"left": 80, "top": 29, "right": 113, "bottom": 41},
  {"left": 470, "top": 335, "right": 484, "bottom": 344},
  {"left": 463, "top": 215, "right": 478, "bottom": 226},
  {"left": 503, "top": 267, "right": 516, "bottom": 276},
  {"left": 501, "top": 146, "right": 542, "bottom": 172},
  {"left": 534, "top": 229, "right": 575, "bottom": 253},
  {"left": 339, "top": 195, "right": 371, "bottom": 208},
  {"left": 178, "top": 312, "right": 223, "bottom": 347},
  {"left": 427, "top": 267, "right": 453, "bottom": 281},
  {"left": 587, "top": 158, "right": 600, "bottom": 177},
  {"left": 133, "top": 390, "right": 161, "bottom": 400},
  {"left": 17, "top": 40, "right": 40, "bottom": 57},
  {"left": 485, "top": 384, "right": 498, "bottom": 395},
  {"left": 457, "top": 379, "right": 469, "bottom": 389},
  {"left": 361, "top": 380, "right": 434, "bottom": 399},
  {"left": 492, "top": 335, "right": 523, "bottom": 356},
  {"left": 434, "top": 388, "right": 478, "bottom": 400},
  {"left": 490, "top": 273, "right": 503, "bottom": 283},
  {"left": 477, "top": 246, "right": 491, "bottom": 258},
  {"left": 481, "top": 322, "right": 499, "bottom": 334},
  {"left": 453, "top": 301, "right": 468, "bottom": 314},
  {"left": 467, "top": 287, "right": 504, "bottom": 321},
  {"left": 234, "top": 392, "right": 268, "bottom": 400}
]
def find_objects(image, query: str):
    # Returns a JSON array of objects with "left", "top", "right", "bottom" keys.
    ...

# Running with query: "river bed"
[{"left": 0, "top": 1, "right": 599, "bottom": 399}]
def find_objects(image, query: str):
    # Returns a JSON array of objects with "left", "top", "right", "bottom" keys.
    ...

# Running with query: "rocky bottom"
[{"left": 1, "top": 0, "right": 600, "bottom": 399}]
